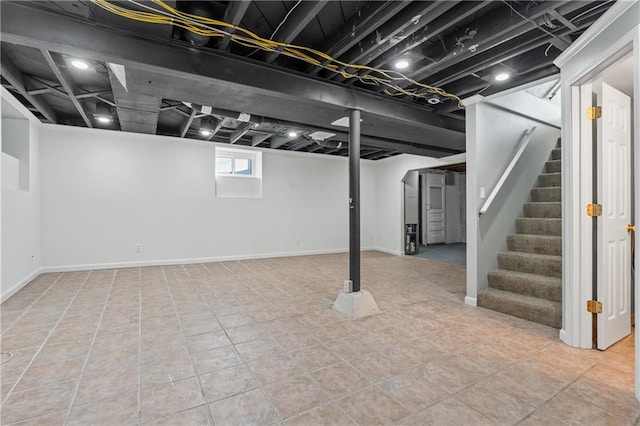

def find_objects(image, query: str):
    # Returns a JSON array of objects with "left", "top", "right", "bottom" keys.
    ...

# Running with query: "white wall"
[
  {"left": 464, "top": 88, "right": 561, "bottom": 306},
  {"left": 39, "top": 125, "right": 377, "bottom": 270},
  {"left": 373, "top": 153, "right": 466, "bottom": 255},
  {"left": 1, "top": 118, "right": 41, "bottom": 301}
]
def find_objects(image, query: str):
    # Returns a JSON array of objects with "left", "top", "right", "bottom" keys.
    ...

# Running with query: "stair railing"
[{"left": 479, "top": 126, "right": 538, "bottom": 217}]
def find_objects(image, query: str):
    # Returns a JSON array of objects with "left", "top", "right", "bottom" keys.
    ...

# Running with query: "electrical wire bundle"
[{"left": 90, "top": 0, "right": 463, "bottom": 107}]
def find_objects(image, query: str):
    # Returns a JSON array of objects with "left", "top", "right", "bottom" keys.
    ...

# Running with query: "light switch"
[{"left": 480, "top": 187, "right": 486, "bottom": 199}]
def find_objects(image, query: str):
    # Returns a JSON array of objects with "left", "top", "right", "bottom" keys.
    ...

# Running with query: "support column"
[
  {"left": 349, "top": 108, "right": 361, "bottom": 293},
  {"left": 333, "top": 109, "right": 379, "bottom": 318}
]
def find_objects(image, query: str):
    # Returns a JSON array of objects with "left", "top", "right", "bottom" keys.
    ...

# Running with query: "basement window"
[
  {"left": 215, "top": 148, "right": 259, "bottom": 177},
  {"left": 215, "top": 147, "right": 262, "bottom": 198}
]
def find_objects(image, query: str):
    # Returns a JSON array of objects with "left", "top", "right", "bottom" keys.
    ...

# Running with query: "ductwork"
[
  {"left": 182, "top": 102, "right": 259, "bottom": 123},
  {"left": 314, "top": 139, "right": 343, "bottom": 149}
]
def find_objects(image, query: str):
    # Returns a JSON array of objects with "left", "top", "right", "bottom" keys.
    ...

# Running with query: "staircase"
[{"left": 478, "top": 140, "right": 562, "bottom": 328}]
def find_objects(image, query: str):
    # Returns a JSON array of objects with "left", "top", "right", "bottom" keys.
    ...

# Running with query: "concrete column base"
[{"left": 332, "top": 290, "right": 380, "bottom": 318}]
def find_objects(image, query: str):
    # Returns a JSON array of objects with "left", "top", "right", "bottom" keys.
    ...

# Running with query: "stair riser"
[
  {"left": 515, "top": 219, "right": 561, "bottom": 236},
  {"left": 488, "top": 272, "right": 562, "bottom": 302},
  {"left": 498, "top": 253, "right": 562, "bottom": 278},
  {"left": 507, "top": 235, "right": 562, "bottom": 256},
  {"left": 478, "top": 291, "right": 561, "bottom": 328},
  {"left": 545, "top": 161, "right": 561, "bottom": 173},
  {"left": 551, "top": 149, "right": 562, "bottom": 160},
  {"left": 538, "top": 174, "right": 561, "bottom": 187},
  {"left": 531, "top": 188, "right": 561, "bottom": 202},
  {"left": 523, "top": 203, "right": 561, "bottom": 218}
]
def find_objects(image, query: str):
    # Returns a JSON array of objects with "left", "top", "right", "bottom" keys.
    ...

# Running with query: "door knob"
[{"left": 627, "top": 224, "right": 636, "bottom": 233}]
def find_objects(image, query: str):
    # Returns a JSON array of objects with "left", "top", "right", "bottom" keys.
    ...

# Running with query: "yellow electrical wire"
[{"left": 91, "top": 0, "right": 463, "bottom": 107}]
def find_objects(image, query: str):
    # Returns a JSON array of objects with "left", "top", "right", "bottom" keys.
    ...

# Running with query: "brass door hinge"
[
  {"left": 586, "top": 203, "right": 602, "bottom": 216},
  {"left": 587, "top": 106, "right": 602, "bottom": 120},
  {"left": 587, "top": 300, "right": 603, "bottom": 314}
]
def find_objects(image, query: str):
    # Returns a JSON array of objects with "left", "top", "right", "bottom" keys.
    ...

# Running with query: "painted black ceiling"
[{"left": 0, "top": 1, "right": 614, "bottom": 159}]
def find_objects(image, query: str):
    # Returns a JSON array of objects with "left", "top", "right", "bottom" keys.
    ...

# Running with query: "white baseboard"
[
  {"left": 1, "top": 267, "right": 42, "bottom": 303},
  {"left": 39, "top": 247, "right": 394, "bottom": 274},
  {"left": 371, "top": 246, "right": 403, "bottom": 256},
  {"left": 464, "top": 296, "right": 477, "bottom": 306}
]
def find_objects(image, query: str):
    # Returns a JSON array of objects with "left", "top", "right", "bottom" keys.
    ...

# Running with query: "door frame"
[{"left": 560, "top": 26, "right": 639, "bottom": 399}]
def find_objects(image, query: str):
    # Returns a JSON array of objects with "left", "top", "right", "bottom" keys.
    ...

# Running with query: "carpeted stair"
[{"left": 478, "top": 141, "right": 562, "bottom": 328}]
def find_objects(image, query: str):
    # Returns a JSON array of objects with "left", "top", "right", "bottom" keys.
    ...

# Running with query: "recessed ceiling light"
[
  {"left": 200, "top": 129, "right": 212, "bottom": 136},
  {"left": 71, "top": 59, "right": 90, "bottom": 70},
  {"left": 288, "top": 131, "right": 298, "bottom": 138},
  {"left": 495, "top": 73, "right": 510, "bottom": 81},
  {"left": 96, "top": 116, "right": 112, "bottom": 124},
  {"left": 394, "top": 59, "right": 410, "bottom": 70}
]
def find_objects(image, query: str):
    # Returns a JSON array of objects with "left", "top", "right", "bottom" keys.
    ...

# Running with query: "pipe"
[{"left": 349, "top": 109, "right": 361, "bottom": 293}]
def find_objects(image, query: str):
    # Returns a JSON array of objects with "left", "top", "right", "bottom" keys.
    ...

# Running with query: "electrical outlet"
[{"left": 135, "top": 244, "right": 142, "bottom": 253}]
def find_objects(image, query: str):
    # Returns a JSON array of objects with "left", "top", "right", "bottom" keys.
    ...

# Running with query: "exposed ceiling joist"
[
  {"left": 307, "top": 1, "right": 409, "bottom": 75},
  {"left": 329, "top": 1, "right": 459, "bottom": 81},
  {"left": 0, "top": 50, "right": 57, "bottom": 123},
  {"left": 252, "top": 132, "right": 272, "bottom": 147},
  {"left": 206, "top": 118, "right": 225, "bottom": 141},
  {"left": 357, "top": 1, "right": 491, "bottom": 79},
  {"left": 392, "top": 1, "right": 573, "bottom": 92},
  {"left": 41, "top": 49, "right": 92, "bottom": 127},
  {"left": 229, "top": 122, "right": 254, "bottom": 144},
  {"left": 180, "top": 110, "right": 197, "bottom": 138},
  {"left": 264, "top": 0, "right": 329, "bottom": 64},
  {"left": 0, "top": 2, "right": 463, "bottom": 139},
  {"left": 218, "top": 0, "right": 251, "bottom": 51}
]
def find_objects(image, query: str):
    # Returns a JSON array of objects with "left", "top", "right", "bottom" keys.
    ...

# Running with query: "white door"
[
  {"left": 426, "top": 173, "right": 446, "bottom": 244},
  {"left": 597, "top": 82, "right": 632, "bottom": 350}
]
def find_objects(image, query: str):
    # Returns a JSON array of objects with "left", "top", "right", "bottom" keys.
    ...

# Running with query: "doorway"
[
  {"left": 582, "top": 53, "right": 635, "bottom": 350},
  {"left": 403, "top": 164, "right": 467, "bottom": 267}
]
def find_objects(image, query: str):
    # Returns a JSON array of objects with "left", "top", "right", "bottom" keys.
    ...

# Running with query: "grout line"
[
  {"left": 61, "top": 270, "right": 116, "bottom": 422},
  {"left": 162, "top": 265, "right": 215, "bottom": 426},
  {"left": 1, "top": 271, "right": 92, "bottom": 407},
  {"left": 1, "top": 272, "right": 64, "bottom": 336}
]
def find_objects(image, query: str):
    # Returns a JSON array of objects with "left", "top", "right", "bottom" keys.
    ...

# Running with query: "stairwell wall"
[{"left": 464, "top": 89, "right": 561, "bottom": 306}]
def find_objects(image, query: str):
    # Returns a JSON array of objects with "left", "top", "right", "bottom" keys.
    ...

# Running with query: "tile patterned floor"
[{"left": 0, "top": 251, "right": 636, "bottom": 425}]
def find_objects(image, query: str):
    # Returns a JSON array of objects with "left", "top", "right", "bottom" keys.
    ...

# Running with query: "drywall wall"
[
  {"left": 465, "top": 90, "right": 561, "bottom": 305},
  {"left": 373, "top": 152, "right": 466, "bottom": 255},
  {"left": 1, "top": 118, "right": 41, "bottom": 301},
  {"left": 39, "top": 125, "right": 377, "bottom": 270}
]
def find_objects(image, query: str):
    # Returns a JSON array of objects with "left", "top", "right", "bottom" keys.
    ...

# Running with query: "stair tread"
[
  {"left": 508, "top": 234, "right": 562, "bottom": 240},
  {"left": 488, "top": 269, "right": 562, "bottom": 284},
  {"left": 499, "top": 251, "right": 562, "bottom": 260},
  {"left": 479, "top": 288, "right": 561, "bottom": 309},
  {"left": 478, "top": 288, "right": 562, "bottom": 328},
  {"left": 524, "top": 201, "right": 561, "bottom": 205}
]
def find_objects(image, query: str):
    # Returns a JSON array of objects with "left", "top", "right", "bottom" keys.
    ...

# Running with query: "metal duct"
[
  {"left": 182, "top": 102, "right": 260, "bottom": 123},
  {"left": 314, "top": 139, "right": 343, "bottom": 149}
]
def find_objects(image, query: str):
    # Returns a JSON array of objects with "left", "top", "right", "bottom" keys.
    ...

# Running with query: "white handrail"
[{"left": 479, "top": 126, "right": 538, "bottom": 217}]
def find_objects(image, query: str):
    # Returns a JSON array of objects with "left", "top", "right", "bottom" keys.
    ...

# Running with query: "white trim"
[
  {"left": 39, "top": 247, "right": 390, "bottom": 273},
  {"left": 372, "top": 246, "right": 403, "bottom": 256},
  {"left": 554, "top": 0, "right": 638, "bottom": 68},
  {"left": 1, "top": 268, "right": 42, "bottom": 303},
  {"left": 464, "top": 296, "right": 477, "bottom": 306},
  {"left": 559, "top": 328, "right": 569, "bottom": 345}
]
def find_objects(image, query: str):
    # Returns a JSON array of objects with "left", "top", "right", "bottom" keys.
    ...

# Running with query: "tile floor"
[{"left": 0, "top": 251, "right": 636, "bottom": 425}]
